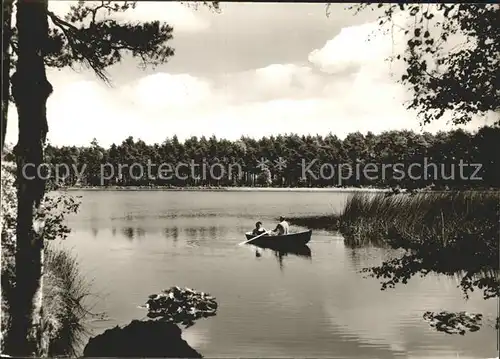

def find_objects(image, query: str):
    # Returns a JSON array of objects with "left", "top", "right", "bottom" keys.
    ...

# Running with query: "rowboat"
[{"left": 244, "top": 230, "right": 312, "bottom": 247}]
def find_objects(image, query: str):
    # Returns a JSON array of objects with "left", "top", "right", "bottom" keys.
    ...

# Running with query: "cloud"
[
  {"left": 47, "top": 1, "right": 210, "bottom": 33},
  {"left": 123, "top": 73, "right": 213, "bottom": 111},
  {"left": 308, "top": 10, "right": 408, "bottom": 75}
]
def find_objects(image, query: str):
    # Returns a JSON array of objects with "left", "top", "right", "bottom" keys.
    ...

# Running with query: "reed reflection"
[
  {"left": 164, "top": 227, "right": 179, "bottom": 242},
  {"left": 137, "top": 227, "right": 146, "bottom": 238}
]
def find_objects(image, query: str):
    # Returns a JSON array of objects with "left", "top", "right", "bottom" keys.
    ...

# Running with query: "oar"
[{"left": 238, "top": 230, "right": 271, "bottom": 246}]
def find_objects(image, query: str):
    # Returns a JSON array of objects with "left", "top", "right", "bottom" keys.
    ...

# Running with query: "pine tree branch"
[{"left": 47, "top": 10, "right": 110, "bottom": 83}]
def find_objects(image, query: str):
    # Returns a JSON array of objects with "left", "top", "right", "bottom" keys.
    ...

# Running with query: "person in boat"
[
  {"left": 252, "top": 221, "right": 267, "bottom": 236},
  {"left": 271, "top": 216, "right": 289, "bottom": 236}
]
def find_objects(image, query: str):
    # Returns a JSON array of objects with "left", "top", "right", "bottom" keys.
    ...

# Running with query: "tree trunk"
[
  {"left": 1, "top": 0, "right": 13, "bottom": 152},
  {"left": 6, "top": 0, "right": 51, "bottom": 356}
]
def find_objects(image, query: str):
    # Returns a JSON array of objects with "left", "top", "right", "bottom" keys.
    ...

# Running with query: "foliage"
[
  {"left": 0, "top": 161, "right": 92, "bottom": 356},
  {"left": 1, "top": 161, "right": 17, "bottom": 250},
  {"left": 142, "top": 286, "right": 218, "bottom": 329},
  {"left": 337, "top": 191, "right": 499, "bottom": 333},
  {"left": 350, "top": 3, "right": 500, "bottom": 126},
  {"left": 423, "top": 311, "right": 482, "bottom": 335},
  {"left": 8, "top": 1, "right": 173, "bottom": 82},
  {"left": 43, "top": 127, "right": 500, "bottom": 189},
  {"left": 1, "top": 161, "right": 17, "bottom": 353},
  {"left": 46, "top": 3, "right": 173, "bottom": 82}
]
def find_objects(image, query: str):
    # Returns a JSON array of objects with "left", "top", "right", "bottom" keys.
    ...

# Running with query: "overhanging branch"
[{"left": 47, "top": 10, "right": 111, "bottom": 83}]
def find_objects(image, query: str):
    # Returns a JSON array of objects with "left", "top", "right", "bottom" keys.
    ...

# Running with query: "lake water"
[{"left": 59, "top": 190, "right": 498, "bottom": 358}]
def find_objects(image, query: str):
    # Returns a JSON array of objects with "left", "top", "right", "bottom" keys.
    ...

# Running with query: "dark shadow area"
[
  {"left": 83, "top": 320, "right": 202, "bottom": 358},
  {"left": 288, "top": 215, "right": 339, "bottom": 232}
]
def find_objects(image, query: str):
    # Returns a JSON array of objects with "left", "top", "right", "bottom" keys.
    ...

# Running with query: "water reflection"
[
  {"left": 122, "top": 227, "right": 134, "bottom": 240},
  {"left": 137, "top": 227, "right": 146, "bottom": 238},
  {"left": 163, "top": 225, "right": 227, "bottom": 244},
  {"left": 157, "top": 212, "right": 220, "bottom": 219},
  {"left": 252, "top": 244, "right": 312, "bottom": 271},
  {"left": 164, "top": 226, "right": 179, "bottom": 241},
  {"left": 208, "top": 226, "right": 217, "bottom": 239},
  {"left": 116, "top": 226, "right": 148, "bottom": 241}
]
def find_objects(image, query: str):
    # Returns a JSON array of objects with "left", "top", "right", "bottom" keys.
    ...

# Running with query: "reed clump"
[
  {"left": 43, "top": 245, "right": 93, "bottom": 356},
  {"left": 340, "top": 192, "right": 498, "bottom": 254},
  {"left": 339, "top": 191, "right": 499, "bottom": 298}
]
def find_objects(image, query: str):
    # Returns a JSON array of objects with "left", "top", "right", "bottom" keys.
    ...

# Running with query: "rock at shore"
[{"left": 83, "top": 320, "right": 202, "bottom": 358}]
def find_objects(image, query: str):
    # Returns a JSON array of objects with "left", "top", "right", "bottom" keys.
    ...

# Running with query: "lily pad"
[
  {"left": 141, "top": 286, "right": 218, "bottom": 328},
  {"left": 423, "top": 311, "right": 483, "bottom": 335}
]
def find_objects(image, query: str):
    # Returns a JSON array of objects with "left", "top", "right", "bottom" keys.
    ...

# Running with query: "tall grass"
[
  {"left": 340, "top": 191, "right": 498, "bottom": 253},
  {"left": 1, "top": 245, "right": 93, "bottom": 357},
  {"left": 43, "top": 245, "right": 93, "bottom": 357}
]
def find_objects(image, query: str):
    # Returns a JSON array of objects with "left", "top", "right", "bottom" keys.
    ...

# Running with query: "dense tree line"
[{"left": 9, "top": 126, "right": 496, "bottom": 190}]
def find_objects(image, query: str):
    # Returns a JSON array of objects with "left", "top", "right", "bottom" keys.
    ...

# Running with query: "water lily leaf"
[{"left": 141, "top": 286, "right": 218, "bottom": 328}]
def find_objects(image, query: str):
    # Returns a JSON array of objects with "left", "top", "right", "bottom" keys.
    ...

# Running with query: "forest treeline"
[{"left": 7, "top": 126, "right": 499, "bottom": 189}]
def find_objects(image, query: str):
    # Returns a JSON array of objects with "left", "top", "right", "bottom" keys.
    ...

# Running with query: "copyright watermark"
[
  {"left": 20, "top": 159, "right": 244, "bottom": 185},
  {"left": 299, "top": 158, "right": 483, "bottom": 185},
  {"left": 19, "top": 156, "right": 484, "bottom": 185}
]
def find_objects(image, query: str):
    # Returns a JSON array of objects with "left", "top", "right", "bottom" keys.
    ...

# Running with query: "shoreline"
[{"left": 62, "top": 186, "right": 391, "bottom": 193}]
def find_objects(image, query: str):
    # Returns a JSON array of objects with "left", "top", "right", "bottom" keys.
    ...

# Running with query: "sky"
[{"left": 4, "top": 2, "right": 497, "bottom": 147}]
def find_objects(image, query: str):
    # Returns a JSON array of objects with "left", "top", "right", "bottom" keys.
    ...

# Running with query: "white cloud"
[
  {"left": 308, "top": 10, "right": 408, "bottom": 76},
  {"left": 124, "top": 73, "right": 212, "bottom": 111}
]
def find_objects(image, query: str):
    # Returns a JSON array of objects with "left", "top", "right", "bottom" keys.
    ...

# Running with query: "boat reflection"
[{"left": 251, "top": 243, "right": 312, "bottom": 270}]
